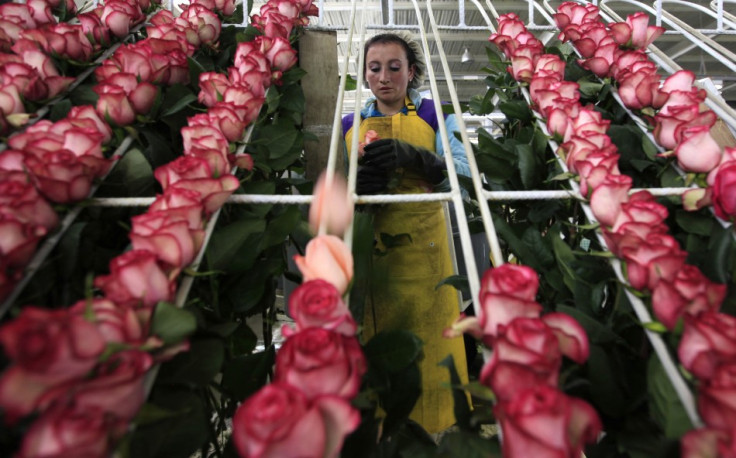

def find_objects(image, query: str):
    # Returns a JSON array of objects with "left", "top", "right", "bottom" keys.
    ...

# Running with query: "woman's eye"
[
  {"left": 390, "top": 66, "right": 401, "bottom": 72},
  {"left": 369, "top": 67, "right": 380, "bottom": 73}
]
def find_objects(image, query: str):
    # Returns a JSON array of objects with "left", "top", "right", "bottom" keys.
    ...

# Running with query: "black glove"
[
  {"left": 356, "top": 163, "right": 390, "bottom": 194},
  {"left": 362, "top": 139, "right": 446, "bottom": 184}
]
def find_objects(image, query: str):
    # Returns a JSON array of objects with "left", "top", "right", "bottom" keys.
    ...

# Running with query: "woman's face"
[{"left": 364, "top": 42, "right": 415, "bottom": 112}]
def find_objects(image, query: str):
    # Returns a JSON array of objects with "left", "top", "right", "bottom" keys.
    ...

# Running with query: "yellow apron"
[{"left": 346, "top": 100, "right": 469, "bottom": 434}]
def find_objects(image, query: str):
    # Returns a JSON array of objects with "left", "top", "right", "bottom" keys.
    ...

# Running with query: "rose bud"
[
  {"left": 0, "top": 214, "right": 46, "bottom": 269},
  {"left": 589, "top": 173, "right": 633, "bottom": 227},
  {"left": 181, "top": 125, "right": 231, "bottom": 177},
  {"left": 23, "top": 151, "right": 95, "bottom": 203},
  {"left": 287, "top": 279, "right": 357, "bottom": 336},
  {"left": 180, "top": 4, "right": 221, "bottom": 45},
  {"left": 309, "top": 171, "right": 354, "bottom": 237},
  {"left": 232, "top": 382, "right": 360, "bottom": 458},
  {"left": 480, "top": 263, "right": 538, "bottom": 300},
  {"left": 67, "top": 105, "right": 113, "bottom": 144},
  {"left": 171, "top": 174, "right": 241, "bottom": 215},
  {"left": 130, "top": 210, "right": 201, "bottom": 268},
  {"left": 0, "top": 180, "right": 58, "bottom": 231},
  {"left": 149, "top": 187, "right": 205, "bottom": 231},
  {"left": 674, "top": 124, "right": 723, "bottom": 173},
  {"left": 541, "top": 312, "right": 590, "bottom": 364},
  {"left": 294, "top": 234, "right": 354, "bottom": 295},
  {"left": 697, "top": 361, "right": 736, "bottom": 431},
  {"left": 198, "top": 71, "right": 231, "bottom": 107},
  {"left": 94, "top": 84, "right": 136, "bottom": 126},
  {"left": 258, "top": 35, "right": 299, "bottom": 72},
  {"left": 69, "top": 298, "right": 146, "bottom": 344},
  {"left": 78, "top": 10, "right": 112, "bottom": 49},
  {"left": 651, "top": 266, "right": 726, "bottom": 330}
]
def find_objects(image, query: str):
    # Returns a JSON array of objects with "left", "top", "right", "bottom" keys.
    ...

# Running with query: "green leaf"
[
  {"left": 364, "top": 330, "right": 423, "bottom": 373},
  {"left": 485, "top": 46, "right": 507, "bottom": 73},
  {"left": 255, "top": 118, "right": 300, "bottom": 160},
  {"left": 587, "top": 344, "right": 628, "bottom": 417},
  {"left": 516, "top": 143, "right": 542, "bottom": 189},
  {"left": 435, "top": 274, "right": 469, "bottom": 298},
  {"left": 344, "top": 74, "right": 358, "bottom": 91},
  {"left": 642, "top": 321, "right": 668, "bottom": 333},
  {"left": 674, "top": 209, "right": 714, "bottom": 236},
  {"left": 498, "top": 99, "right": 532, "bottom": 122},
  {"left": 157, "top": 338, "right": 225, "bottom": 386},
  {"left": 160, "top": 84, "right": 197, "bottom": 117},
  {"left": 206, "top": 219, "right": 267, "bottom": 271},
  {"left": 704, "top": 223, "right": 736, "bottom": 283},
  {"left": 133, "top": 402, "right": 188, "bottom": 426},
  {"left": 221, "top": 347, "right": 275, "bottom": 401},
  {"left": 468, "top": 90, "right": 495, "bottom": 116},
  {"left": 647, "top": 356, "right": 694, "bottom": 438},
  {"left": 577, "top": 80, "right": 604, "bottom": 98},
  {"left": 642, "top": 136, "right": 659, "bottom": 160},
  {"left": 260, "top": 206, "right": 301, "bottom": 249},
  {"left": 99, "top": 147, "right": 155, "bottom": 197},
  {"left": 50, "top": 99, "right": 73, "bottom": 122},
  {"left": 151, "top": 302, "right": 197, "bottom": 345},
  {"left": 437, "top": 430, "right": 501, "bottom": 458}
]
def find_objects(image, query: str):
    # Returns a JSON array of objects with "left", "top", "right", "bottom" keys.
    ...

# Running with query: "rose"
[
  {"left": 94, "top": 84, "right": 136, "bottom": 126},
  {"left": 17, "top": 401, "right": 126, "bottom": 458},
  {"left": 130, "top": 210, "right": 202, "bottom": 268},
  {"left": 589, "top": 173, "right": 632, "bottom": 227},
  {"left": 23, "top": 151, "right": 95, "bottom": 203},
  {"left": 508, "top": 44, "right": 542, "bottom": 82},
  {"left": 563, "top": 133, "right": 616, "bottom": 174},
  {"left": 474, "top": 291, "right": 542, "bottom": 343},
  {"left": 0, "top": 180, "right": 58, "bottom": 231},
  {"left": 651, "top": 266, "right": 726, "bottom": 330},
  {"left": 198, "top": 71, "right": 231, "bottom": 107},
  {"left": 222, "top": 82, "right": 266, "bottom": 126},
  {"left": 575, "top": 151, "right": 620, "bottom": 198},
  {"left": 293, "top": 234, "right": 354, "bottom": 294},
  {"left": 480, "top": 317, "right": 562, "bottom": 401},
  {"left": 712, "top": 161, "right": 736, "bottom": 222},
  {"left": 554, "top": 2, "right": 599, "bottom": 30},
  {"left": 674, "top": 124, "right": 723, "bottom": 173},
  {"left": 258, "top": 35, "right": 298, "bottom": 72},
  {"left": 69, "top": 298, "right": 146, "bottom": 344},
  {"left": 309, "top": 172, "right": 354, "bottom": 237},
  {"left": 94, "top": 249, "right": 175, "bottom": 310},
  {"left": 621, "top": 233, "right": 687, "bottom": 291},
  {"left": 678, "top": 311, "right": 736, "bottom": 379},
  {"left": 192, "top": 0, "right": 236, "bottom": 16},
  {"left": 25, "top": 0, "right": 55, "bottom": 26},
  {"left": 480, "top": 263, "right": 539, "bottom": 300},
  {"left": 181, "top": 4, "right": 221, "bottom": 45},
  {"left": 534, "top": 54, "right": 566, "bottom": 80},
  {"left": 21, "top": 24, "right": 94, "bottom": 62},
  {"left": 0, "top": 82, "right": 25, "bottom": 132},
  {"left": 147, "top": 24, "right": 196, "bottom": 55},
  {"left": 681, "top": 427, "right": 736, "bottom": 458},
  {"left": 100, "top": 0, "right": 144, "bottom": 38},
  {"left": 181, "top": 125, "right": 231, "bottom": 177},
  {"left": 495, "top": 385, "right": 602, "bottom": 458},
  {"left": 78, "top": 10, "right": 112, "bottom": 49},
  {"left": 11, "top": 48, "right": 75, "bottom": 100},
  {"left": 251, "top": 10, "right": 294, "bottom": 39},
  {"left": 697, "top": 361, "right": 736, "bottom": 431},
  {"left": 274, "top": 327, "right": 366, "bottom": 399},
  {"left": 609, "top": 12, "right": 665, "bottom": 49},
  {"left": 618, "top": 70, "right": 664, "bottom": 110},
  {"left": 149, "top": 187, "right": 205, "bottom": 231},
  {"left": 569, "top": 23, "right": 611, "bottom": 58},
  {"left": 188, "top": 104, "right": 248, "bottom": 143},
  {"left": 541, "top": 312, "right": 590, "bottom": 364},
  {"left": 0, "top": 214, "right": 47, "bottom": 269},
  {"left": 287, "top": 279, "right": 357, "bottom": 336},
  {"left": 232, "top": 382, "right": 360, "bottom": 458},
  {"left": 0, "top": 307, "right": 106, "bottom": 423}
]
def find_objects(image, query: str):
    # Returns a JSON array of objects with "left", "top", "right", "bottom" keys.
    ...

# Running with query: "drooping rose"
[
  {"left": 232, "top": 382, "right": 360, "bottom": 458},
  {"left": 678, "top": 311, "right": 736, "bottom": 379},
  {"left": 288, "top": 279, "right": 357, "bottom": 336},
  {"left": 94, "top": 249, "right": 175, "bottom": 310},
  {"left": 0, "top": 307, "right": 106, "bottom": 423},
  {"left": 293, "top": 234, "right": 354, "bottom": 295},
  {"left": 274, "top": 327, "right": 366, "bottom": 400},
  {"left": 495, "top": 385, "right": 602, "bottom": 458},
  {"left": 309, "top": 172, "right": 354, "bottom": 237}
]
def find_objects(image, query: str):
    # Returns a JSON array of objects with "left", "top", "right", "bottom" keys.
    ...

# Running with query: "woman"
[{"left": 342, "top": 32, "right": 470, "bottom": 435}]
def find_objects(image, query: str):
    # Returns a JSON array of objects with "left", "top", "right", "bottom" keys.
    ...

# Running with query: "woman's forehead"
[{"left": 366, "top": 42, "right": 408, "bottom": 62}]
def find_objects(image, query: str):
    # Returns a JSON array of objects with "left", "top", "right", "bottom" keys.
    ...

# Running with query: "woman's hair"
[{"left": 363, "top": 31, "right": 425, "bottom": 90}]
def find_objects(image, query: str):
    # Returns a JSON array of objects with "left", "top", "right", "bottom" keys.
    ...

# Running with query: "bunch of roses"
[
  {"left": 446, "top": 263, "right": 602, "bottom": 457},
  {"left": 554, "top": 1, "right": 736, "bottom": 223},
  {"left": 231, "top": 172, "right": 364, "bottom": 458},
  {"left": 493, "top": 11, "right": 734, "bottom": 456}
]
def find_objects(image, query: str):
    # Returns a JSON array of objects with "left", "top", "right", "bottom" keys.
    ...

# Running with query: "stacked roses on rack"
[
  {"left": 447, "top": 263, "right": 601, "bottom": 457},
  {"left": 554, "top": 1, "right": 736, "bottom": 223},
  {"left": 232, "top": 172, "right": 364, "bottom": 458}
]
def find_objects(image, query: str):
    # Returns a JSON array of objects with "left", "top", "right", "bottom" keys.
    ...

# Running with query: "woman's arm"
[{"left": 435, "top": 113, "right": 471, "bottom": 177}]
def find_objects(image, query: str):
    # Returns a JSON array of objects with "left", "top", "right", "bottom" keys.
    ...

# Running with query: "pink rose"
[
  {"left": 651, "top": 266, "right": 726, "bottom": 330},
  {"left": 674, "top": 125, "right": 723, "bottom": 173},
  {"left": 579, "top": 41, "right": 620, "bottom": 78},
  {"left": 69, "top": 298, "right": 146, "bottom": 344},
  {"left": 541, "top": 312, "right": 590, "bottom": 364},
  {"left": 293, "top": 234, "right": 354, "bottom": 294},
  {"left": 508, "top": 44, "right": 542, "bottom": 82},
  {"left": 697, "top": 361, "right": 736, "bottom": 431},
  {"left": 100, "top": 0, "right": 144, "bottom": 38},
  {"left": 309, "top": 172, "right": 354, "bottom": 237},
  {"left": 288, "top": 279, "right": 357, "bottom": 335},
  {"left": 274, "top": 327, "right": 366, "bottom": 399},
  {"left": 0, "top": 214, "right": 46, "bottom": 269},
  {"left": 180, "top": 4, "right": 221, "bottom": 45},
  {"left": 23, "top": 151, "right": 95, "bottom": 203},
  {"left": 609, "top": 12, "right": 665, "bottom": 49},
  {"left": 258, "top": 35, "right": 298, "bottom": 72},
  {"left": 681, "top": 427, "right": 736, "bottom": 458},
  {"left": 181, "top": 125, "right": 231, "bottom": 177},
  {"left": 621, "top": 233, "right": 687, "bottom": 291},
  {"left": 0, "top": 307, "right": 106, "bottom": 423},
  {"left": 575, "top": 151, "right": 621, "bottom": 198},
  {"left": 94, "top": 84, "right": 136, "bottom": 126},
  {"left": 78, "top": 10, "right": 112, "bottom": 49},
  {"left": 0, "top": 179, "right": 58, "bottom": 231},
  {"left": 149, "top": 187, "right": 205, "bottom": 231},
  {"left": 480, "top": 317, "right": 562, "bottom": 401},
  {"left": 154, "top": 157, "right": 240, "bottom": 214},
  {"left": 589, "top": 174, "right": 632, "bottom": 227},
  {"left": 130, "top": 211, "right": 202, "bottom": 269},
  {"left": 94, "top": 249, "right": 175, "bottom": 310},
  {"left": 480, "top": 263, "right": 539, "bottom": 300},
  {"left": 476, "top": 290, "right": 542, "bottom": 342},
  {"left": 22, "top": 23, "right": 94, "bottom": 62},
  {"left": 495, "top": 385, "right": 602, "bottom": 458},
  {"left": 712, "top": 161, "right": 736, "bottom": 222},
  {"left": 618, "top": 70, "right": 664, "bottom": 110},
  {"left": 67, "top": 105, "right": 113, "bottom": 145},
  {"left": 188, "top": 104, "right": 248, "bottom": 143},
  {"left": 678, "top": 311, "right": 736, "bottom": 379},
  {"left": 232, "top": 382, "right": 360, "bottom": 458},
  {"left": 554, "top": 2, "right": 599, "bottom": 30},
  {"left": 222, "top": 82, "right": 266, "bottom": 126},
  {"left": 198, "top": 71, "right": 231, "bottom": 107}
]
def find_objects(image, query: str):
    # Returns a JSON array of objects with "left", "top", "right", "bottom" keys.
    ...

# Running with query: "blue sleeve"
[{"left": 436, "top": 113, "right": 470, "bottom": 178}]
